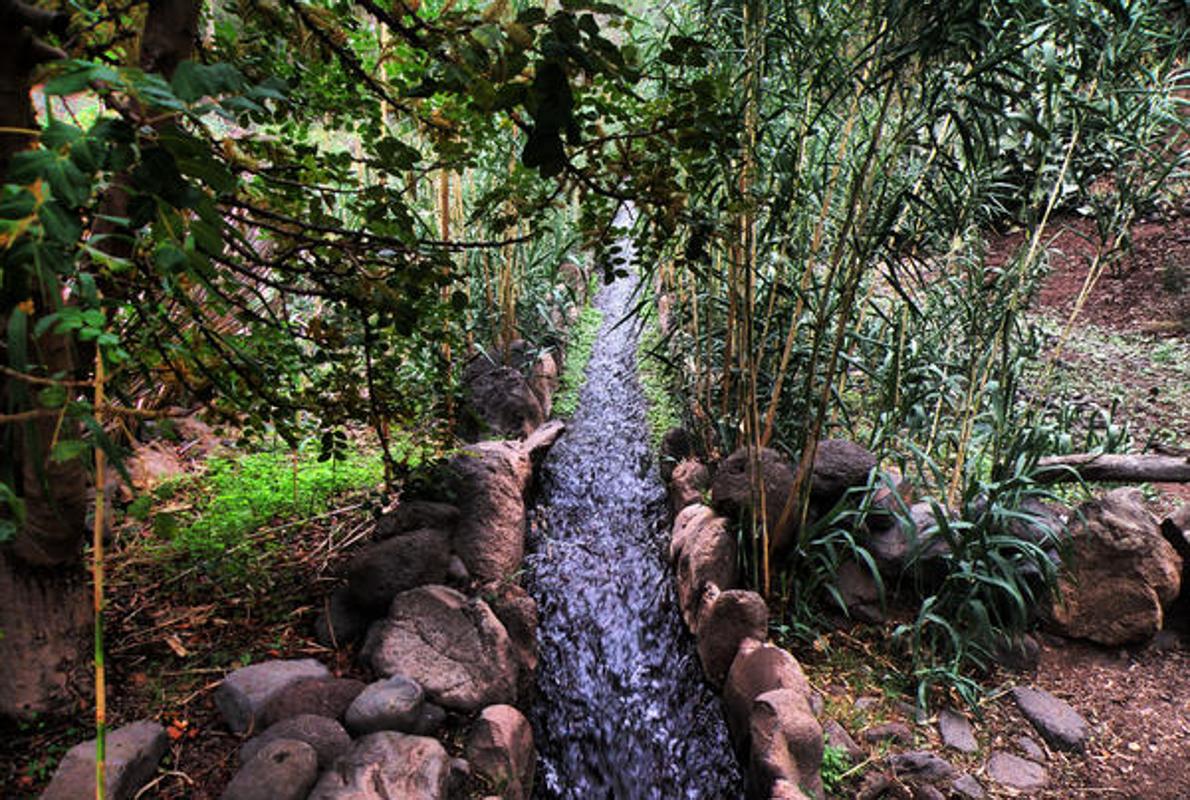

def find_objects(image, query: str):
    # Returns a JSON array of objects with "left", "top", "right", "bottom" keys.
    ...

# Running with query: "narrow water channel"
[{"left": 526, "top": 216, "right": 743, "bottom": 799}]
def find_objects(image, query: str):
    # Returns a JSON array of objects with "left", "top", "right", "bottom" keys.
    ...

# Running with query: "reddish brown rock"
[
  {"left": 1051, "top": 488, "right": 1182, "bottom": 645},
  {"left": 673, "top": 509, "right": 738, "bottom": 630},
  {"left": 465, "top": 705, "right": 536, "bottom": 800},
  {"left": 696, "top": 587, "right": 768, "bottom": 685},
  {"left": 362, "top": 585, "right": 517, "bottom": 712},
  {"left": 670, "top": 459, "right": 710, "bottom": 515},
  {"left": 723, "top": 639, "right": 814, "bottom": 750},
  {"left": 748, "top": 688, "right": 824, "bottom": 799}
]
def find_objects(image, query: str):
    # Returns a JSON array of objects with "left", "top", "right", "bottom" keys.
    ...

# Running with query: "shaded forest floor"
[{"left": 1, "top": 210, "right": 1187, "bottom": 798}]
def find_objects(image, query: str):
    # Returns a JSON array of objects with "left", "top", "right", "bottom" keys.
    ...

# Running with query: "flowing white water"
[{"left": 526, "top": 217, "right": 743, "bottom": 799}]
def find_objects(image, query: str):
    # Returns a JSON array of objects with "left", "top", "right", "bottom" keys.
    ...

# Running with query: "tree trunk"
[{"left": 1035, "top": 453, "right": 1190, "bottom": 485}]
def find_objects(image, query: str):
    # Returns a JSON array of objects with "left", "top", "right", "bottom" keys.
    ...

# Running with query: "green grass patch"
[
  {"left": 554, "top": 304, "right": 603, "bottom": 417},
  {"left": 155, "top": 443, "right": 384, "bottom": 572},
  {"left": 638, "top": 306, "right": 683, "bottom": 451}
]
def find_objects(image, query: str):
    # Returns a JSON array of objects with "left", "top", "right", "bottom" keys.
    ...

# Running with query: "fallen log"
[{"left": 1034, "top": 453, "right": 1190, "bottom": 484}]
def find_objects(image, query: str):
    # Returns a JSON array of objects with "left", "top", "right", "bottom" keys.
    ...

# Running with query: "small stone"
[
  {"left": 937, "top": 709, "right": 977, "bottom": 753},
  {"left": 987, "top": 751, "right": 1047, "bottom": 791},
  {"left": 239, "top": 715, "right": 351, "bottom": 770},
  {"left": 887, "top": 751, "right": 957, "bottom": 783},
  {"left": 1017, "top": 735, "right": 1045, "bottom": 761},
  {"left": 1010, "top": 686, "right": 1088, "bottom": 752},
  {"left": 912, "top": 786, "right": 945, "bottom": 800},
  {"left": 863, "top": 721, "right": 914, "bottom": 746},
  {"left": 42, "top": 721, "right": 167, "bottom": 800},
  {"left": 823, "top": 719, "right": 864, "bottom": 763},
  {"left": 215, "top": 659, "right": 331, "bottom": 734},
  {"left": 257, "top": 677, "right": 365, "bottom": 728},
  {"left": 951, "top": 774, "right": 985, "bottom": 799},
  {"left": 344, "top": 675, "right": 426, "bottom": 736},
  {"left": 222, "top": 739, "right": 318, "bottom": 800}
]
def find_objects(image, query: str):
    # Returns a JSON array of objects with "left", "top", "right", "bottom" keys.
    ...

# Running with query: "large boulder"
[
  {"left": 222, "top": 739, "right": 319, "bottom": 800},
  {"left": 673, "top": 508, "right": 738, "bottom": 631},
  {"left": 42, "top": 721, "right": 167, "bottom": 800},
  {"left": 1050, "top": 488, "right": 1182, "bottom": 645},
  {"left": 464, "top": 358, "right": 544, "bottom": 440},
  {"left": 723, "top": 639, "right": 814, "bottom": 751},
  {"left": 215, "top": 659, "right": 331, "bottom": 734},
  {"left": 711, "top": 447, "right": 798, "bottom": 553},
  {"left": 362, "top": 585, "right": 518, "bottom": 711},
  {"left": 465, "top": 705, "right": 536, "bottom": 800},
  {"left": 1160, "top": 503, "right": 1190, "bottom": 630},
  {"left": 696, "top": 587, "right": 769, "bottom": 685},
  {"left": 307, "top": 732, "right": 450, "bottom": 800},
  {"left": 447, "top": 442, "right": 532, "bottom": 583},
  {"left": 810, "top": 439, "right": 877, "bottom": 506},
  {"left": 346, "top": 528, "right": 452, "bottom": 613},
  {"left": 748, "top": 689, "right": 824, "bottom": 799}
]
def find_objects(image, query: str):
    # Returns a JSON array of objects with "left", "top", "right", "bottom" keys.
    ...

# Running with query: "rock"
[
  {"left": 307, "top": 731, "right": 450, "bottom": 800},
  {"left": 215, "top": 659, "right": 331, "bottom": 734},
  {"left": 659, "top": 427, "right": 695, "bottom": 482},
  {"left": 835, "top": 560, "right": 883, "bottom": 623},
  {"left": 239, "top": 715, "right": 351, "bottom": 770},
  {"left": 375, "top": 501, "right": 461, "bottom": 539},
  {"left": 42, "top": 720, "right": 167, "bottom": 800},
  {"left": 673, "top": 507, "right": 738, "bottom": 630},
  {"left": 951, "top": 773, "right": 985, "bottom": 799},
  {"left": 362, "top": 585, "right": 517, "bottom": 711},
  {"left": 529, "top": 352, "right": 559, "bottom": 418},
  {"left": 670, "top": 459, "right": 710, "bottom": 515},
  {"left": 1159, "top": 503, "right": 1190, "bottom": 630},
  {"left": 258, "top": 677, "right": 365, "bottom": 729},
  {"left": 522, "top": 419, "right": 566, "bottom": 462},
  {"left": 986, "top": 751, "right": 1046, "bottom": 791},
  {"left": 447, "top": 555, "right": 471, "bottom": 584},
  {"left": 484, "top": 581, "right": 540, "bottom": 682},
  {"left": 989, "top": 632, "right": 1041, "bottom": 672},
  {"left": 127, "top": 441, "right": 185, "bottom": 493},
  {"left": 413, "top": 702, "right": 447, "bottom": 736},
  {"left": 887, "top": 751, "right": 957, "bottom": 783},
  {"left": 448, "top": 442, "right": 532, "bottom": 582},
  {"left": 937, "top": 709, "right": 977, "bottom": 753},
  {"left": 723, "top": 639, "right": 813, "bottom": 749},
  {"left": 344, "top": 675, "right": 425, "bottom": 735},
  {"left": 465, "top": 705, "right": 535, "bottom": 800},
  {"left": 863, "top": 721, "right": 914, "bottom": 746},
  {"left": 711, "top": 447, "right": 798, "bottom": 554},
  {"left": 669, "top": 503, "right": 716, "bottom": 564},
  {"left": 1017, "top": 735, "right": 1045, "bottom": 761},
  {"left": 346, "top": 528, "right": 452, "bottom": 613},
  {"left": 558, "top": 260, "right": 587, "bottom": 303},
  {"left": 464, "top": 360, "right": 545, "bottom": 440},
  {"left": 912, "top": 786, "right": 946, "bottom": 800},
  {"left": 1051, "top": 487, "right": 1182, "bottom": 645},
  {"left": 313, "top": 586, "right": 372, "bottom": 648},
  {"left": 696, "top": 588, "right": 768, "bottom": 685},
  {"left": 771, "top": 779, "right": 812, "bottom": 800},
  {"left": 1010, "top": 686, "right": 1088, "bottom": 752},
  {"left": 855, "top": 772, "right": 909, "bottom": 800},
  {"left": 811, "top": 439, "right": 877, "bottom": 505},
  {"left": 222, "top": 739, "right": 319, "bottom": 800},
  {"left": 823, "top": 719, "right": 864, "bottom": 763},
  {"left": 748, "top": 688, "right": 824, "bottom": 800}
]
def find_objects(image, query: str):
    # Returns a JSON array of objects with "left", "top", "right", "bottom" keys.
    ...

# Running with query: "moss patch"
[{"left": 554, "top": 305, "right": 603, "bottom": 418}]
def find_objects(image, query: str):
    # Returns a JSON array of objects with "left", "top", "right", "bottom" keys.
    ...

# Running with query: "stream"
[{"left": 525, "top": 214, "right": 744, "bottom": 799}]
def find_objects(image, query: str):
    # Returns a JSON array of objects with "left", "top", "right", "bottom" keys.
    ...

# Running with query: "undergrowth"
[
  {"left": 149, "top": 442, "right": 384, "bottom": 575},
  {"left": 638, "top": 305, "right": 683, "bottom": 452},
  {"left": 554, "top": 304, "right": 603, "bottom": 417}
]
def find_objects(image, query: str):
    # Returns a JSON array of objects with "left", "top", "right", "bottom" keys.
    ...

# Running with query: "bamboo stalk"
[{"left": 92, "top": 351, "right": 107, "bottom": 800}]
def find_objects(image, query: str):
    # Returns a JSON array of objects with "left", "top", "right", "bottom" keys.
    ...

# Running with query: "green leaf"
[{"left": 51, "top": 440, "right": 90, "bottom": 463}]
